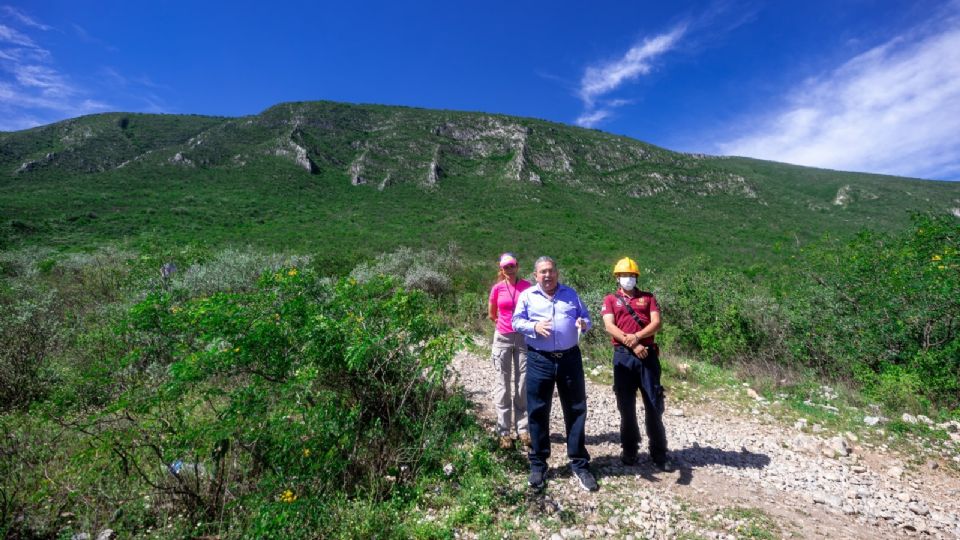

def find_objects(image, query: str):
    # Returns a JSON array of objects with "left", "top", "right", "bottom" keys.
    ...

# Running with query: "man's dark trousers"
[
  {"left": 526, "top": 346, "right": 590, "bottom": 472},
  {"left": 613, "top": 345, "right": 667, "bottom": 463}
]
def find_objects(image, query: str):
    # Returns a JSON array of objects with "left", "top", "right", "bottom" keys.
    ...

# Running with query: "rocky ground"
[{"left": 450, "top": 346, "right": 960, "bottom": 539}]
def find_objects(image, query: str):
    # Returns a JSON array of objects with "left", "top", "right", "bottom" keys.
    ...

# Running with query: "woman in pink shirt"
[{"left": 488, "top": 253, "right": 532, "bottom": 449}]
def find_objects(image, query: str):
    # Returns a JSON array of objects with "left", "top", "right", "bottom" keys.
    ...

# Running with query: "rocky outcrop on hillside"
[
  {"left": 6, "top": 101, "right": 957, "bottom": 215},
  {"left": 349, "top": 150, "right": 368, "bottom": 185},
  {"left": 4, "top": 113, "right": 222, "bottom": 176},
  {"left": 4, "top": 102, "right": 765, "bottom": 200},
  {"left": 425, "top": 146, "right": 441, "bottom": 186},
  {"left": 834, "top": 184, "right": 879, "bottom": 206}
]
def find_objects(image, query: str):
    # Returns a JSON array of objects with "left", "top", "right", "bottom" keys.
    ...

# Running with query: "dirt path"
[{"left": 450, "top": 347, "right": 960, "bottom": 539}]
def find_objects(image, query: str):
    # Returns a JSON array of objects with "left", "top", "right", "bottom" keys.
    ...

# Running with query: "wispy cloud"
[
  {"left": 574, "top": 109, "right": 612, "bottom": 128},
  {"left": 717, "top": 9, "right": 960, "bottom": 180},
  {"left": 2, "top": 6, "right": 51, "bottom": 31},
  {"left": 574, "top": 25, "right": 687, "bottom": 128},
  {"left": 0, "top": 9, "right": 112, "bottom": 130},
  {"left": 0, "top": 22, "right": 36, "bottom": 47}
]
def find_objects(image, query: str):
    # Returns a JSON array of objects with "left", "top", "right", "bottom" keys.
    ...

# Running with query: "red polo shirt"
[{"left": 600, "top": 290, "right": 659, "bottom": 346}]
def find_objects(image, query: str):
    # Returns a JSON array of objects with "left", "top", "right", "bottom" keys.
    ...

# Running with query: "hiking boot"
[
  {"left": 573, "top": 468, "right": 598, "bottom": 492},
  {"left": 499, "top": 435, "right": 513, "bottom": 450},
  {"left": 519, "top": 432, "right": 532, "bottom": 447},
  {"left": 620, "top": 453, "right": 638, "bottom": 466},
  {"left": 652, "top": 458, "right": 676, "bottom": 473},
  {"left": 528, "top": 468, "right": 546, "bottom": 490}
]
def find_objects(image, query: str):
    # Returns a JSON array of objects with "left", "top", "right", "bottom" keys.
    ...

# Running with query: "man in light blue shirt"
[{"left": 512, "top": 256, "right": 597, "bottom": 491}]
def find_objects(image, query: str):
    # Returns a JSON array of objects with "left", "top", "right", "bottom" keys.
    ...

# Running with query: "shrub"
[
  {"left": 171, "top": 247, "right": 312, "bottom": 296},
  {"left": 404, "top": 265, "right": 450, "bottom": 296},
  {"left": 785, "top": 213, "right": 960, "bottom": 409},
  {"left": 350, "top": 245, "right": 461, "bottom": 296},
  {"left": 657, "top": 257, "right": 774, "bottom": 364},
  {"left": 0, "top": 284, "right": 60, "bottom": 410},
  {"left": 72, "top": 270, "right": 465, "bottom": 534},
  {"left": 0, "top": 247, "right": 55, "bottom": 279}
]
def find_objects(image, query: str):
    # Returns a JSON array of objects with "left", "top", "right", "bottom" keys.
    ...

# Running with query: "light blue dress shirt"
[{"left": 512, "top": 283, "right": 592, "bottom": 351}]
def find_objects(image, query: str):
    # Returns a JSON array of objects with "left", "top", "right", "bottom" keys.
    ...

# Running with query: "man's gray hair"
[{"left": 534, "top": 256, "right": 555, "bottom": 269}]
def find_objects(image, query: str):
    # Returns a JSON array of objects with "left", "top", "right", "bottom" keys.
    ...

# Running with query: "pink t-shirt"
[{"left": 489, "top": 279, "right": 531, "bottom": 334}]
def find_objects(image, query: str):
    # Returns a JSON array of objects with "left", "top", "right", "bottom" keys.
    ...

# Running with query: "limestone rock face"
[
  {"left": 0, "top": 101, "right": 773, "bottom": 199},
  {"left": 425, "top": 146, "right": 441, "bottom": 186},
  {"left": 349, "top": 151, "right": 368, "bottom": 185},
  {"left": 170, "top": 152, "right": 194, "bottom": 167},
  {"left": 273, "top": 138, "right": 317, "bottom": 173}
]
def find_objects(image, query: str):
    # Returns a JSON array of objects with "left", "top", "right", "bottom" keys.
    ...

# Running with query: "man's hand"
[
  {"left": 535, "top": 319, "right": 553, "bottom": 337},
  {"left": 632, "top": 344, "right": 649, "bottom": 359},
  {"left": 622, "top": 333, "right": 639, "bottom": 348}
]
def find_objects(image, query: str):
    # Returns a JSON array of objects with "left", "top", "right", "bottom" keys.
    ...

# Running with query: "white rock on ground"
[{"left": 450, "top": 348, "right": 960, "bottom": 539}]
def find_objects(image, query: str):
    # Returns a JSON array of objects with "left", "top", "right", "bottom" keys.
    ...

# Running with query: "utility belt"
[{"left": 529, "top": 345, "right": 580, "bottom": 360}]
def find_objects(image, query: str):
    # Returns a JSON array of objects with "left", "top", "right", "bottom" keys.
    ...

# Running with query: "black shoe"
[
  {"left": 652, "top": 458, "right": 676, "bottom": 472},
  {"left": 528, "top": 468, "right": 546, "bottom": 490},
  {"left": 620, "top": 453, "right": 638, "bottom": 466},
  {"left": 573, "top": 468, "right": 598, "bottom": 492}
]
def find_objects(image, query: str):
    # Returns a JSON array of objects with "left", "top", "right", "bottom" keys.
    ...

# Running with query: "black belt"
[
  {"left": 529, "top": 345, "right": 578, "bottom": 359},
  {"left": 614, "top": 344, "right": 658, "bottom": 354}
]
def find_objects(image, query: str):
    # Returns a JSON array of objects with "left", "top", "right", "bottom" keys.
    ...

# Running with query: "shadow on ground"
[{"left": 542, "top": 434, "right": 771, "bottom": 487}]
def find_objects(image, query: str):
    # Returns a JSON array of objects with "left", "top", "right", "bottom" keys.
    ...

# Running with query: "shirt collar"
[{"left": 534, "top": 283, "right": 565, "bottom": 297}]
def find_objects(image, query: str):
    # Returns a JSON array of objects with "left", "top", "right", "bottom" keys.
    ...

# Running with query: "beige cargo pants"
[{"left": 491, "top": 331, "right": 528, "bottom": 437}]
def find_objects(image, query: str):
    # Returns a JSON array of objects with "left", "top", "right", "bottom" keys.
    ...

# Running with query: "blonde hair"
[{"left": 495, "top": 252, "right": 519, "bottom": 284}]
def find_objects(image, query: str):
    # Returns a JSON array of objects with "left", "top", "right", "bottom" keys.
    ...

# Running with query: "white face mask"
[{"left": 618, "top": 276, "right": 637, "bottom": 291}]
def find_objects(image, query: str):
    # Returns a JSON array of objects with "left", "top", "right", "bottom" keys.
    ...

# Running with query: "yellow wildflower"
[
  {"left": 302, "top": 448, "right": 311, "bottom": 457},
  {"left": 170, "top": 306, "right": 182, "bottom": 314},
  {"left": 288, "top": 268, "right": 298, "bottom": 277},
  {"left": 932, "top": 254, "right": 943, "bottom": 261},
  {"left": 280, "top": 489, "right": 297, "bottom": 503},
  {"left": 938, "top": 265, "right": 946, "bottom": 270},
  {"left": 233, "top": 347, "right": 240, "bottom": 353}
]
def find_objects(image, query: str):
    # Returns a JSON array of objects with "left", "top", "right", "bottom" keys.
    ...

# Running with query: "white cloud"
[
  {"left": 0, "top": 10, "right": 116, "bottom": 130},
  {"left": 575, "top": 25, "right": 686, "bottom": 127},
  {"left": 579, "top": 26, "right": 686, "bottom": 107},
  {"left": 0, "top": 22, "right": 35, "bottom": 47},
  {"left": 14, "top": 64, "right": 71, "bottom": 94},
  {"left": 2, "top": 6, "right": 52, "bottom": 31},
  {"left": 575, "top": 109, "right": 612, "bottom": 128},
  {"left": 717, "top": 13, "right": 960, "bottom": 180}
]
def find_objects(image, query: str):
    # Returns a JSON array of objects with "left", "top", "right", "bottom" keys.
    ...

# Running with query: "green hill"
[
  {"left": 1, "top": 100, "right": 958, "bottom": 273},
  {"left": 1, "top": 101, "right": 958, "bottom": 539}
]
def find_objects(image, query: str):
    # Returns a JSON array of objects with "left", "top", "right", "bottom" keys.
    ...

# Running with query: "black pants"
[
  {"left": 613, "top": 346, "right": 667, "bottom": 463},
  {"left": 526, "top": 346, "right": 590, "bottom": 472}
]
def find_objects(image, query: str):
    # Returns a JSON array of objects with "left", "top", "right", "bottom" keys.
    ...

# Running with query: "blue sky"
[{"left": 2, "top": 0, "right": 960, "bottom": 180}]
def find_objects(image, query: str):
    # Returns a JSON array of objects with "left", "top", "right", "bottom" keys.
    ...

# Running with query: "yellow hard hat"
[{"left": 613, "top": 257, "right": 639, "bottom": 276}]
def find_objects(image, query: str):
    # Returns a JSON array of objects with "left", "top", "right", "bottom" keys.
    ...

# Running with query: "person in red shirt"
[{"left": 600, "top": 257, "right": 674, "bottom": 471}]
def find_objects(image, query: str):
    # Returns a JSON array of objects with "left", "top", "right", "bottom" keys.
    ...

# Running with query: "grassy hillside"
[
  {"left": 2, "top": 101, "right": 958, "bottom": 276},
  {"left": 1, "top": 101, "right": 957, "bottom": 539}
]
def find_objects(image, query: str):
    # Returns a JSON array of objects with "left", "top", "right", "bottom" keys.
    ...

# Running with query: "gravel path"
[{"left": 450, "top": 346, "right": 960, "bottom": 539}]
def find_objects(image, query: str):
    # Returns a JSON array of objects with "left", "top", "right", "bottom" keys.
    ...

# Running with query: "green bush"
[
  {"left": 647, "top": 214, "right": 958, "bottom": 411},
  {"left": 0, "top": 283, "right": 61, "bottom": 410},
  {"left": 66, "top": 269, "right": 465, "bottom": 535},
  {"left": 785, "top": 214, "right": 959, "bottom": 409},
  {"left": 657, "top": 257, "right": 775, "bottom": 364}
]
